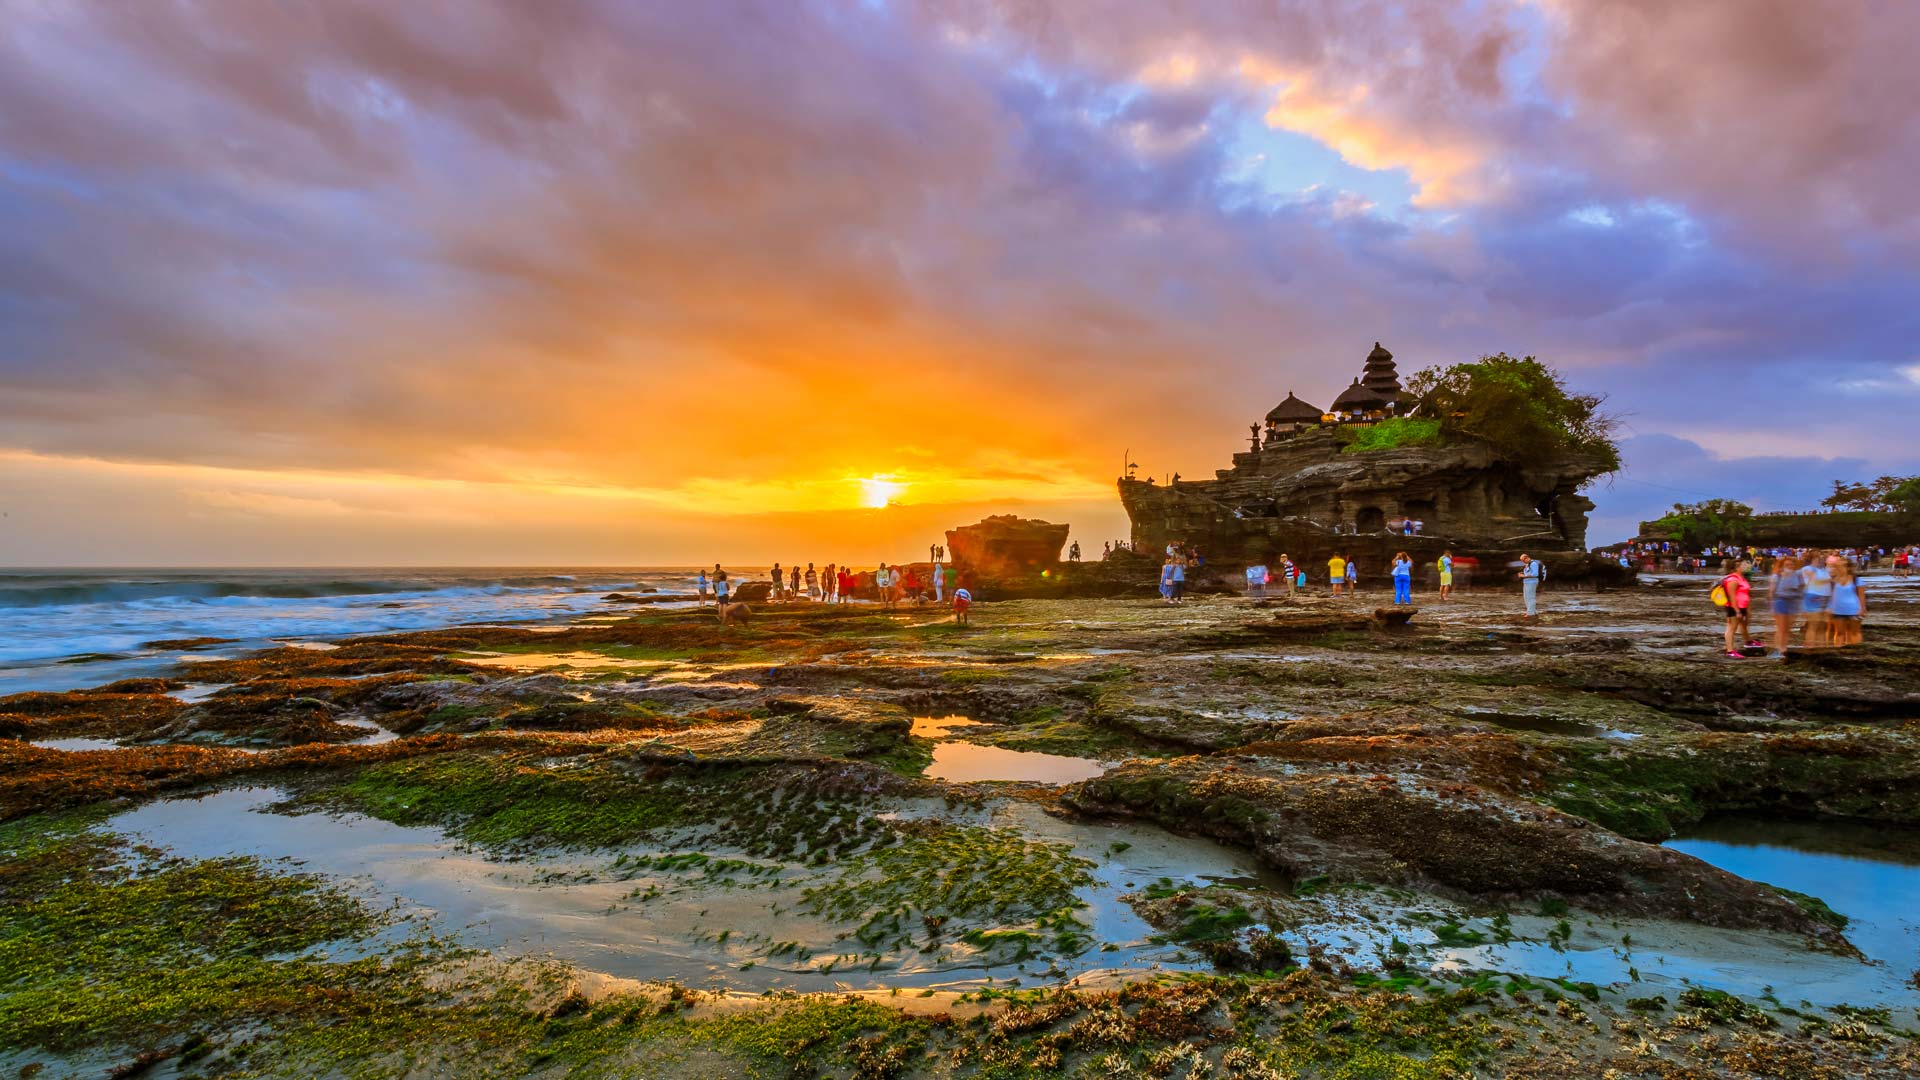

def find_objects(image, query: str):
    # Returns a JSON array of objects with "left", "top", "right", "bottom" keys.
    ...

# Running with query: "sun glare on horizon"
[{"left": 857, "top": 475, "right": 907, "bottom": 508}]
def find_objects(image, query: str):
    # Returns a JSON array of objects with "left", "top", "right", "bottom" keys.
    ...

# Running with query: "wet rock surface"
[{"left": 3, "top": 577, "right": 1919, "bottom": 1076}]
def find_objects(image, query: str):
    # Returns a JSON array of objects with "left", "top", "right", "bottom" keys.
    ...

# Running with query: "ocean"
[{"left": 0, "top": 567, "right": 710, "bottom": 694}]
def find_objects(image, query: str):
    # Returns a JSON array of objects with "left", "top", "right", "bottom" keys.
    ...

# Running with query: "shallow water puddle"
[
  {"left": 1395, "top": 818, "right": 1920, "bottom": 1006},
  {"left": 1458, "top": 708, "right": 1637, "bottom": 740},
  {"left": 338, "top": 716, "right": 399, "bottom": 745},
  {"left": 165, "top": 682, "right": 226, "bottom": 703},
  {"left": 909, "top": 714, "right": 980, "bottom": 738},
  {"left": 925, "top": 743, "right": 1109, "bottom": 784},
  {"left": 1668, "top": 818, "right": 1920, "bottom": 993},
  {"left": 105, "top": 786, "right": 1271, "bottom": 993},
  {"left": 29, "top": 736, "right": 122, "bottom": 751}
]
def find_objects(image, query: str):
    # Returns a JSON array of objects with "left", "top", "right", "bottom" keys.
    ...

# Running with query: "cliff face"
[{"left": 1121, "top": 426, "right": 1608, "bottom": 567}]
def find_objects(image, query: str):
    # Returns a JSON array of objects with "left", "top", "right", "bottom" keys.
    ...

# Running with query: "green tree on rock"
[
  {"left": 1649, "top": 499, "right": 1754, "bottom": 547},
  {"left": 1404, "top": 354, "right": 1620, "bottom": 473}
]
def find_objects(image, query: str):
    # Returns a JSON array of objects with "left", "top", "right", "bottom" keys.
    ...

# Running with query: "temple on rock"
[
  {"left": 1121, "top": 342, "right": 1612, "bottom": 568},
  {"left": 1256, "top": 342, "right": 1413, "bottom": 447}
]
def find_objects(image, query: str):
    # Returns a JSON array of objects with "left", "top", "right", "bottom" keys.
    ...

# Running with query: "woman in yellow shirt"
[{"left": 1328, "top": 555, "right": 1347, "bottom": 596}]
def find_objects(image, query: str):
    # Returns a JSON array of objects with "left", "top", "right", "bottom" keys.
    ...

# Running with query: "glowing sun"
[{"left": 857, "top": 476, "right": 906, "bottom": 508}]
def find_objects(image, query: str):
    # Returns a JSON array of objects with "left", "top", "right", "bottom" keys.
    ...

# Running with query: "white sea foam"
[{"left": 0, "top": 567, "right": 715, "bottom": 691}]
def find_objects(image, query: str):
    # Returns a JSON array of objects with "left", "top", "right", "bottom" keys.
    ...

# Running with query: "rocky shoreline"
[{"left": 3, "top": 577, "right": 1918, "bottom": 1077}]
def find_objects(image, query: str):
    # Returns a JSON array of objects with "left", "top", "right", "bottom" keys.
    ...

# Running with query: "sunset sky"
[{"left": 2, "top": 0, "right": 1917, "bottom": 565}]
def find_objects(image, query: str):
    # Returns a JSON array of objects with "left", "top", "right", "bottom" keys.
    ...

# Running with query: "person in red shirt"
[{"left": 1719, "top": 558, "right": 1753, "bottom": 658}]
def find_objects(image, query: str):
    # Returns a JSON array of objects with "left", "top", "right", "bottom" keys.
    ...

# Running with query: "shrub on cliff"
[
  {"left": 1406, "top": 354, "right": 1620, "bottom": 472},
  {"left": 1339, "top": 417, "right": 1442, "bottom": 453}
]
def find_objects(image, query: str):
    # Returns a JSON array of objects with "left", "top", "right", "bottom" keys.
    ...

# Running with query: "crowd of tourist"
[
  {"left": 695, "top": 550, "right": 970, "bottom": 621},
  {"left": 1712, "top": 549, "right": 1889, "bottom": 658}
]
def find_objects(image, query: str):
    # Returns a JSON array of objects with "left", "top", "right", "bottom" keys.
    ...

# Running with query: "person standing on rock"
[
  {"left": 1518, "top": 554, "right": 1541, "bottom": 618},
  {"left": 1345, "top": 555, "right": 1358, "bottom": 595},
  {"left": 1768, "top": 555, "right": 1804, "bottom": 654},
  {"left": 1392, "top": 551, "right": 1413, "bottom": 605},
  {"left": 1716, "top": 558, "right": 1753, "bottom": 657},
  {"left": 1829, "top": 559, "right": 1866, "bottom": 646},
  {"left": 1327, "top": 553, "right": 1346, "bottom": 597},
  {"left": 875, "top": 563, "right": 894, "bottom": 610},
  {"left": 805, "top": 563, "right": 819, "bottom": 601},
  {"left": 1437, "top": 551, "right": 1454, "bottom": 601},
  {"left": 769, "top": 562, "right": 783, "bottom": 602},
  {"left": 932, "top": 555, "right": 944, "bottom": 603},
  {"left": 1799, "top": 551, "right": 1833, "bottom": 647},
  {"left": 697, "top": 568, "right": 710, "bottom": 607},
  {"left": 712, "top": 564, "right": 730, "bottom": 610}
]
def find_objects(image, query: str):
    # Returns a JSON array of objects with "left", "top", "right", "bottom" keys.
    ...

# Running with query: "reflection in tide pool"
[
  {"left": 1667, "top": 817, "right": 1920, "bottom": 989},
  {"left": 29, "top": 737, "right": 122, "bottom": 752},
  {"left": 924, "top": 742, "right": 1108, "bottom": 785}
]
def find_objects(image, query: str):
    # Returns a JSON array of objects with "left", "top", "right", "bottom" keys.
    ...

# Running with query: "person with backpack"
[
  {"left": 1517, "top": 554, "right": 1543, "bottom": 618},
  {"left": 1714, "top": 558, "right": 1753, "bottom": 658},
  {"left": 1768, "top": 555, "right": 1804, "bottom": 654}
]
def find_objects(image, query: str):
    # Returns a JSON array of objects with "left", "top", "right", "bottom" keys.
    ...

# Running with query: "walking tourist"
[
  {"left": 1830, "top": 559, "right": 1866, "bottom": 646},
  {"left": 1716, "top": 559, "right": 1752, "bottom": 657},
  {"left": 1437, "top": 551, "right": 1453, "bottom": 601},
  {"left": 1392, "top": 551, "right": 1413, "bottom": 605},
  {"left": 1518, "top": 554, "right": 1541, "bottom": 618},
  {"left": 1328, "top": 553, "right": 1346, "bottom": 596},
  {"left": 1768, "top": 556, "right": 1803, "bottom": 654}
]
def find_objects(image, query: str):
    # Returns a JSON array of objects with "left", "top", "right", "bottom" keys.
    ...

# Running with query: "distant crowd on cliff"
[{"left": 1601, "top": 541, "right": 1916, "bottom": 576}]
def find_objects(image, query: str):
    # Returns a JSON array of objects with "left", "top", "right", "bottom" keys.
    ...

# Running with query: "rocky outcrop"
[
  {"left": 1065, "top": 757, "right": 1853, "bottom": 944},
  {"left": 946, "top": 516, "right": 1069, "bottom": 579},
  {"left": 1121, "top": 425, "right": 1611, "bottom": 571}
]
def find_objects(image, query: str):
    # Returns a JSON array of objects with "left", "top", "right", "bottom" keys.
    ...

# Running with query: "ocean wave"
[{"left": 0, "top": 568, "right": 698, "bottom": 672}]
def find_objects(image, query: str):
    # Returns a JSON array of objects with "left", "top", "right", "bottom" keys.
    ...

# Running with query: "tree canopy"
[
  {"left": 1820, "top": 476, "right": 1919, "bottom": 513},
  {"left": 1403, "top": 354, "right": 1620, "bottom": 472},
  {"left": 1648, "top": 499, "right": 1753, "bottom": 547}
]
